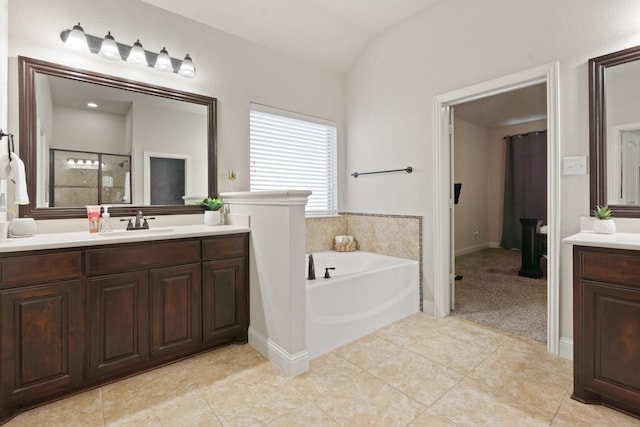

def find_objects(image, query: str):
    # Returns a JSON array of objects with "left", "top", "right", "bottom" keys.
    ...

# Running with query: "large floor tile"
[
  {"left": 5, "top": 389, "right": 104, "bottom": 427},
  {"left": 408, "top": 409, "right": 460, "bottom": 427},
  {"left": 431, "top": 376, "right": 555, "bottom": 426},
  {"left": 201, "top": 365, "right": 307, "bottom": 426},
  {"left": 267, "top": 401, "right": 339, "bottom": 427},
  {"left": 289, "top": 351, "right": 362, "bottom": 399},
  {"left": 409, "top": 330, "right": 493, "bottom": 375},
  {"left": 105, "top": 390, "right": 219, "bottom": 427},
  {"left": 469, "top": 339, "right": 572, "bottom": 415},
  {"left": 367, "top": 348, "right": 463, "bottom": 406},
  {"left": 313, "top": 371, "right": 425, "bottom": 426},
  {"left": 333, "top": 333, "right": 402, "bottom": 369}
]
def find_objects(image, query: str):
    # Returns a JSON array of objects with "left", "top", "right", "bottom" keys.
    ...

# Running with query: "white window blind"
[{"left": 250, "top": 104, "right": 337, "bottom": 216}]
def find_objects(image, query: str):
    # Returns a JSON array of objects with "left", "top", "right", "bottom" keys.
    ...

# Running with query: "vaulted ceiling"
[{"left": 141, "top": 0, "right": 441, "bottom": 72}]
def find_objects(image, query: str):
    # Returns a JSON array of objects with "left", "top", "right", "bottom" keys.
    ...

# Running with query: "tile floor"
[{"left": 6, "top": 313, "right": 640, "bottom": 426}]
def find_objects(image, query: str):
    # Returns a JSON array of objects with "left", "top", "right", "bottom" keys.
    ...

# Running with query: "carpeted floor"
[{"left": 452, "top": 248, "right": 547, "bottom": 342}]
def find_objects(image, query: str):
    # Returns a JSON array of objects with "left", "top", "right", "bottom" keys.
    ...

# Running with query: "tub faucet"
[
  {"left": 324, "top": 267, "right": 336, "bottom": 279},
  {"left": 307, "top": 254, "right": 316, "bottom": 280}
]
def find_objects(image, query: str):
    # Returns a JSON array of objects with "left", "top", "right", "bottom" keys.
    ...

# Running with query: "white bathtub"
[{"left": 306, "top": 251, "right": 420, "bottom": 359}]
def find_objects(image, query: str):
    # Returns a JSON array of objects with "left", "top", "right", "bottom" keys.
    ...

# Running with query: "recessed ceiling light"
[{"left": 87, "top": 102, "right": 98, "bottom": 108}]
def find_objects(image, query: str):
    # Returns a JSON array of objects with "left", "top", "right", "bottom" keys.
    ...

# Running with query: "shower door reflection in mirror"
[{"left": 50, "top": 149, "right": 131, "bottom": 207}]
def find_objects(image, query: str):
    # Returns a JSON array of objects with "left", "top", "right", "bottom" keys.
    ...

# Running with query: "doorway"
[
  {"left": 451, "top": 86, "right": 548, "bottom": 342},
  {"left": 432, "top": 63, "right": 561, "bottom": 354}
]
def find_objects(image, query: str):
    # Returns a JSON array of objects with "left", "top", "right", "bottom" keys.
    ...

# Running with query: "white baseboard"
[
  {"left": 558, "top": 337, "right": 573, "bottom": 360},
  {"left": 248, "top": 326, "right": 309, "bottom": 377}
]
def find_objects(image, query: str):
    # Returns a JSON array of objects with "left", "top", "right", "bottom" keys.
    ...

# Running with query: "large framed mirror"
[
  {"left": 18, "top": 56, "right": 217, "bottom": 220},
  {"left": 590, "top": 45, "right": 640, "bottom": 217}
]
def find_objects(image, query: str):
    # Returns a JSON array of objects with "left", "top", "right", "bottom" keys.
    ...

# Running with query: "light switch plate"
[{"left": 563, "top": 156, "right": 587, "bottom": 175}]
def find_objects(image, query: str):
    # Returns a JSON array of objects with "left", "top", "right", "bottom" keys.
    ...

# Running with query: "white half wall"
[{"left": 221, "top": 190, "right": 311, "bottom": 377}]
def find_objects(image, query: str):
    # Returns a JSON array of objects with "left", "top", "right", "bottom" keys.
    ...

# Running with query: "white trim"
[
  {"left": 221, "top": 190, "right": 312, "bottom": 206},
  {"left": 433, "top": 62, "right": 561, "bottom": 355},
  {"left": 143, "top": 151, "right": 189, "bottom": 205},
  {"left": 248, "top": 326, "right": 309, "bottom": 377},
  {"left": 559, "top": 337, "right": 573, "bottom": 360}
]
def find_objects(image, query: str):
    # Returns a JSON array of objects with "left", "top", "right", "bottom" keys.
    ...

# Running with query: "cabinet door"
[
  {"left": 580, "top": 279, "right": 640, "bottom": 409},
  {"left": 87, "top": 271, "right": 149, "bottom": 380},
  {"left": 149, "top": 264, "right": 201, "bottom": 359},
  {"left": 0, "top": 280, "right": 83, "bottom": 405},
  {"left": 202, "top": 257, "right": 248, "bottom": 345}
]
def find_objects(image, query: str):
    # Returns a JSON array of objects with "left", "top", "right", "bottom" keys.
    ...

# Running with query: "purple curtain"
[{"left": 500, "top": 131, "right": 547, "bottom": 249}]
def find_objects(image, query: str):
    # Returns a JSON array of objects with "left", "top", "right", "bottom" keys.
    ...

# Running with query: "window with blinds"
[{"left": 250, "top": 104, "right": 337, "bottom": 216}]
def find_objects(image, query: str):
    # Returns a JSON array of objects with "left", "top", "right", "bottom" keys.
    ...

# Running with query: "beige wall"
[
  {"left": 454, "top": 118, "right": 547, "bottom": 254},
  {"left": 453, "top": 118, "right": 490, "bottom": 254}
]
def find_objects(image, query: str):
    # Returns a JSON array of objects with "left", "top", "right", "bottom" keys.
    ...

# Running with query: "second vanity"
[
  {"left": 0, "top": 224, "right": 250, "bottom": 424},
  {"left": 565, "top": 225, "right": 640, "bottom": 418}
]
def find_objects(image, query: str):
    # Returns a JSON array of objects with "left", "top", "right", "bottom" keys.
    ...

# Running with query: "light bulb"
[
  {"left": 99, "top": 31, "right": 120, "bottom": 60},
  {"left": 127, "top": 39, "right": 147, "bottom": 66},
  {"left": 67, "top": 159, "right": 75, "bottom": 165},
  {"left": 178, "top": 54, "right": 196, "bottom": 78},
  {"left": 64, "top": 23, "right": 90, "bottom": 53},
  {"left": 154, "top": 47, "right": 173, "bottom": 72}
]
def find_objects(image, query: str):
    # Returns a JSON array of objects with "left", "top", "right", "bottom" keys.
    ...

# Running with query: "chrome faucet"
[{"left": 135, "top": 210, "right": 144, "bottom": 229}]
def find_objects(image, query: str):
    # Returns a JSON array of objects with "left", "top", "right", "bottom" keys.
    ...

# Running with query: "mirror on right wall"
[{"left": 590, "top": 44, "right": 640, "bottom": 217}]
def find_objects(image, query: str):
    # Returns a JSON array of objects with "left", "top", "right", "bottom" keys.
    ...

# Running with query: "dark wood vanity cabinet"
[
  {"left": 573, "top": 245, "right": 640, "bottom": 417},
  {"left": 86, "top": 271, "right": 150, "bottom": 380},
  {"left": 0, "top": 233, "right": 249, "bottom": 424},
  {"left": 0, "top": 250, "right": 84, "bottom": 416}
]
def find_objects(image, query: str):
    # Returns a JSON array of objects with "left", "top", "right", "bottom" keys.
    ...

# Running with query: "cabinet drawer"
[
  {"left": 578, "top": 247, "right": 640, "bottom": 286},
  {"left": 0, "top": 251, "right": 82, "bottom": 286},
  {"left": 87, "top": 240, "right": 200, "bottom": 276},
  {"left": 202, "top": 234, "right": 248, "bottom": 261}
]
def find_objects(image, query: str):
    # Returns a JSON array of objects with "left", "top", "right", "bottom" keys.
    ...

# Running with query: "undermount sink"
[{"left": 95, "top": 227, "right": 175, "bottom": 236}]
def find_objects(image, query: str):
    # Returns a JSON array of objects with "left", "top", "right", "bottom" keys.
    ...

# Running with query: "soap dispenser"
[{"left": 99, "top": 206, "right": 113, "bottom": 233}]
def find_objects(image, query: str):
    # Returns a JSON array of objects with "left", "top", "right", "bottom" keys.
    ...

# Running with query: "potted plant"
[
  {"left": 592, "top": 205, "right": 615, "bottom": 234},
  {"left": 200, "top": 197, "right": 223, "bottom": 225}
]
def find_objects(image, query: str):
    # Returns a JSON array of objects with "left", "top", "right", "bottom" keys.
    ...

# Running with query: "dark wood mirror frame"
[
  {"left": 18, "top": 56, "right": 217, "bottom": 220},
  {"left": 590, "top": 44, "right": 640, "bottom": 217}
]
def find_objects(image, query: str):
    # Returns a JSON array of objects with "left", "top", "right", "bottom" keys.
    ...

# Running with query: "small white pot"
[
  {"left": 593, "top": 218, "right": 616, "bottom": 234},
  {"left": 203, "top": 210, "right": 222, "bottom": 226}
]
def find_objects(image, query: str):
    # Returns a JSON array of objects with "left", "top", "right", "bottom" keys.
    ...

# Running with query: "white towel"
[{"left": 0, "top": 153, "right": 30, "bottom": 205}]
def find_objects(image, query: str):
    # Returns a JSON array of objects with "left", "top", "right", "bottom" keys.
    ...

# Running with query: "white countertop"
[
  {"left": 0, "top": 224, "right": 251, "bottom": 253},
  {"left": 563, "top": 231, "right": 640, "bottom": 251}
]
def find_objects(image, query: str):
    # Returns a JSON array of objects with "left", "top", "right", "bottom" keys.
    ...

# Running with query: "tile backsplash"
[{"left": 306, "top": 213, "right": 422, "bottom": 261}]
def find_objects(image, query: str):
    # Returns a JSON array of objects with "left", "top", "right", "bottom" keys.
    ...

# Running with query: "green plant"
[
  {"left": 592, "top": 205, "right": 613, "bottom": 220},
  {"left": 200, "top": 197, "right": 223, "bottom": 211}
]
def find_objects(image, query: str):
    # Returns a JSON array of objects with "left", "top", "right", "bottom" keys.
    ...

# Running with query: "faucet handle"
[{"left": 119, "top": 218, "right": 134, "bottom": 230}]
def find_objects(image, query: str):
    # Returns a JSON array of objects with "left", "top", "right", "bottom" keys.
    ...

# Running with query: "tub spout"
[
  {"left": 307, "top": 254, "right": 316, "bottom": 280},
  {"left": 324, "top": 267, "right": 336, "bottom": 279}
]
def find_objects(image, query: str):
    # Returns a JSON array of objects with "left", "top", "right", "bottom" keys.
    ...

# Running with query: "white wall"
[
  {"left": 7, "top": 0, "right": 345, "bottom": 198},
  {"left": 52, "top": 105, "right": 126, "bottom": 153},
  {"left": 0, "top": 0, "right": 7, "bottom": 137},
  {"left": 345, "top": 0, "right": 640, "bottom": 341},
  {"left": 131, "top": 104, "right": 207, "bottom": 203}
]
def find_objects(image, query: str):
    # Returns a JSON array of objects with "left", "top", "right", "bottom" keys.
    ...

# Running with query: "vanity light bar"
[{"left": 60, "top": 23, "right": 196, "bottom": 78}]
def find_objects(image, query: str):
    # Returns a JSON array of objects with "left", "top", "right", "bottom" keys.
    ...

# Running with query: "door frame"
[{"left": 432, "top": 62, "right": 561, "bottom": 355}]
